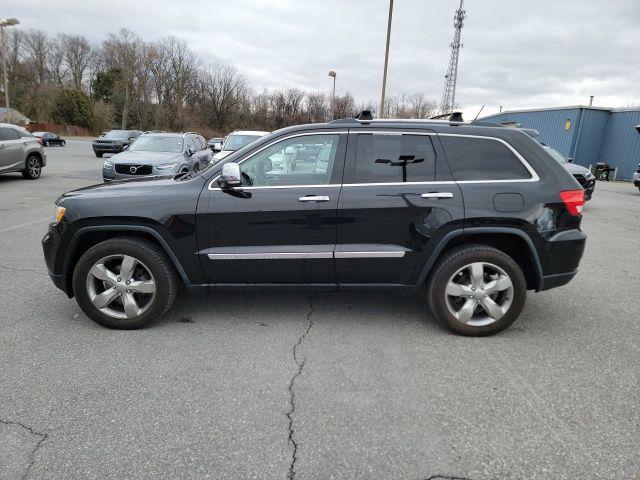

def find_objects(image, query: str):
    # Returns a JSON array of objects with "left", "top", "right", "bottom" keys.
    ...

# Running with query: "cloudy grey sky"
[{"left": 8, "top": 0, "right": 640, "bottom": 118}]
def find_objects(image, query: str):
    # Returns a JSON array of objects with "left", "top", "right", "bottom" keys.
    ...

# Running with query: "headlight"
[
  {"left": 52, "top": 205, "right": 66, "bottom": 224},
  {"left": 156, "top": 162, "right": 179, "bottom": 171},
  {"left": 103, "top": 160, "right": 113, "bottom": 169}
]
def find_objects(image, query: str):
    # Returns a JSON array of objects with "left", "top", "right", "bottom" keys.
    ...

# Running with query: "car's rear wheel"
[
  {"left": 72, "top": 238, "right": 177, "bottom": 329},
  {"left": 427, "top": 245, "right": 527, "bottom": 336},
  {"left": 21, "top": 155, "right": 42, "bottom": 179},
  {"left": 95, "top": 152, "right": 103, "bottom": 158}
]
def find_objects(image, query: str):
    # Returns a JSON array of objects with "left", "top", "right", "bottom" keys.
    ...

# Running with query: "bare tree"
[
  {"left": 4, "top": 29, "right": 23, "bottom": 84},
  {"left": 306, "top": 91, "right": 328, "bottom": 123},
  {"left": 102, "top": 29, "right": 145, "bottom": 128},
  {"left": 332, "top": 92, "right": 355, "bottom": 119},
  {"left": 60, "top": 34, "right": 92, "bottom": 91},
  {"left": 197, "top": 64, "right": 248, "bottom": 132},
  {"left": 22, "top": 29, "right": 48, "bottom": 84}
]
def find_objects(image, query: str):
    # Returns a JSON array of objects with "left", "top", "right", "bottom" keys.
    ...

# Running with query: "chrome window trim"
[
  {"left": 208, "top": 131, "right": 347, "bottom": 191},
  {"left": 207, "top": 130, "right": 540, "bottom": 191}
]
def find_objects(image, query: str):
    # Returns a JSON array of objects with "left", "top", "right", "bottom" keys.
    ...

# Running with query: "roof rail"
[
  {"left": 430, "top": 111, "right": 464, "bottom": 122},
  {"left": 182, "top": 131, "right": 199, "bottom": 136},
  {"left": 328, "top": 118, "right": 360, "bottom": 124}
]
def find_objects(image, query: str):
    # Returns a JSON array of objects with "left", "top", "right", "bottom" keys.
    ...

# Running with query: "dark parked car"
[
  {"left": 102, "top": 132, "right": 211, "bottom": 181},
  {"left": 43, "top": 118, "right": 586, "bottom": 336},
  {"left": 0, "top": 123, "right": 46, "bottom": 179},
  {"left": 32, "top": 131, "right": 66, "bottom": 147},
  {"left": 542, "top": 146, "right": 596, "bottom": 200},
  {"left": 92, "top": 130, "right": 143, "bottom": 157}
]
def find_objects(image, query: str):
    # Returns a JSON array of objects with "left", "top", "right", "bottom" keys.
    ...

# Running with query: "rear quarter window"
[{"left": 440, "top": 135, "right": 531, "bottom": 181}]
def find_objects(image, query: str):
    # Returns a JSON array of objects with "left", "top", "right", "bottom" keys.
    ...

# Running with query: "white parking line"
[{"left": 0, "top": 217, "right": 50, "bottom": 233}]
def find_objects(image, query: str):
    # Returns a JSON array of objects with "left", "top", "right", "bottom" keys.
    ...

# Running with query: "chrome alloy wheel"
[
  {"left": 445, "top": 262, "right": 514, "bottom": 327},
  {"left": 27, "top": 157, "right": 41, "bottom": 177},
  {"left": 85, "top": 255, "right": 156, "bottom": 319}
]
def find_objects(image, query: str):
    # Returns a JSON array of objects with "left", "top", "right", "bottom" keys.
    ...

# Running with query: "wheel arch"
[
  {"left": 62, "top": 225, "right": 191, "bottom": 295},
  {"left": 418, "top": 227, "right": 543, "bottom": 291}
]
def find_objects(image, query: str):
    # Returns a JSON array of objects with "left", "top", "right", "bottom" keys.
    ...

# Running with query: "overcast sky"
[{"left": 8, "top": 0, "right": 640, "bottom": 118}]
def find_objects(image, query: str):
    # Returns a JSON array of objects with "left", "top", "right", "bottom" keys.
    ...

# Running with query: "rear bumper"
[{"left": 538, "top": 228, "right": 586, "bottom": 291}]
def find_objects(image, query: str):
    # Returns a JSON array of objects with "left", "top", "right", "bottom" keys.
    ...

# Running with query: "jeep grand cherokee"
[{"left": 43, "top": 118, "right": 586, "bottom": 336}]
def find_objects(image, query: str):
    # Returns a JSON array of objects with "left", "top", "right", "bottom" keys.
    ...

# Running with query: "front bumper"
[
  {"left": 93, "top": 142, "right": 126, "bottom": 153},
  {"left": 633, "top": 174, "right": 640, "bottom": 187},
  {"left": 42, "top": 223, "right": 73, "bottom": 296}
]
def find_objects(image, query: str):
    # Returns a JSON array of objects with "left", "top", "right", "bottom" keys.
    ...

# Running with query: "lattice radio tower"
[{"left": 440, "top": 0, "right": 466, "bottom": 114}]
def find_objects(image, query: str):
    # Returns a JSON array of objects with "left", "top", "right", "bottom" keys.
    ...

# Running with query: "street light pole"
[
  {"left": 328, "top": 70, "right": 337, "bottom": 119},
  {"left": 379, "top": 0, "right": 394, "bottom": 118},
  {"left": 0, "top": 18, "right": 20, "bottom": 109}
]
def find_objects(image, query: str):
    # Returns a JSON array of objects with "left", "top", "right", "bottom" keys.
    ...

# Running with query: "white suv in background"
[
  {"left": 0, "top": 123, "right": 46, "bottom": 179},
  {"left": 211, "top": 130, "right": 269, "bottom": 162}
]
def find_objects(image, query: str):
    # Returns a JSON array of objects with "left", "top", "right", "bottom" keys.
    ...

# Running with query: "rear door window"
[
  {"left": 440, "top": 135, "right": 532, "bottom": 181},
  {"left": 354, "top": 133, "right": 436, "bottom": 183},
  {"left": 0, "top": 127, "right": 21, "bottom": 140}
]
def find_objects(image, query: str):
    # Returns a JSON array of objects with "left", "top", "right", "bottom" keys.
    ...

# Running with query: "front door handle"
[
  {"left": 299, "top": 195, "right": 330, "bottom": 202},
  {"left": 421, "top": 192, "right": 454, "bottom": 199}
]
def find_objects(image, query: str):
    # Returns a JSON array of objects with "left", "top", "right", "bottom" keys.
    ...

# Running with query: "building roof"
[{"left": 481, "top": 104, "right": 640, "bottom": 121}]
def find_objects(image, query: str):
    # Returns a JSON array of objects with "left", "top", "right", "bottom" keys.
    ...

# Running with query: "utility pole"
[
  {"left": 328, "top": 70, "right": 336, "bottom": 119},
  {"left": 0, "top": 18, "right": 20, "bottom": 109},
  {"left": 379, "top": 0, "right": 394, "bottom": 118},
  {"left": 440, "top": 0, "right": 466, "bottom": 114}
]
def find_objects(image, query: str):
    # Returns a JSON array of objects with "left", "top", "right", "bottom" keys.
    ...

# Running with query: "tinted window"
[
  {"left": 355, "top": 133, "right": 436, "bottom": 183},
  {"left": 440, "top": 136, "right": 531, "bottom": 181},
  {"left": 0, "top": 127, "right": 20, "bottom": 140},
  {"left": 239, "top": 134, "right": 339, "bottom": 187}
]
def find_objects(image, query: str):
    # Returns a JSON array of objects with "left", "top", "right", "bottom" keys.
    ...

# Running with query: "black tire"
[
  {"left": 426, "top": 244, "right": 527, "bottom": 336},
  {"left": 61, "top": 140, "right": 66, "bottom": 146},
  {"left": 21, "top": 155, "right": 42, "bottom": 179},
  {"left": 95, "top": 152, "right": 103, "bottom": 158},
  {"left": 72, "top": 237, "right": 178, "bottom": 329}
]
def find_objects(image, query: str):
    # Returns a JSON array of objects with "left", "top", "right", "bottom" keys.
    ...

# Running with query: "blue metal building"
[{"left": 481, "top": 106, "right": 640, "bottom": 180}]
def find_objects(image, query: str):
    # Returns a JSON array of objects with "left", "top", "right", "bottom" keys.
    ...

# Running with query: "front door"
[
  {"left": 335, "top": 130, "right": 465, "bottom": 286},
  {"left": 200, "top": 132, "right": 347, "bottom": 285}
]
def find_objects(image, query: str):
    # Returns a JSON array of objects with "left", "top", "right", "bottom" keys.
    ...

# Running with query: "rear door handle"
[
  {"left": 299, "top": 195, "right": 330, "bottom": 202},
  {"left": 421, "top": 192, "right": 454, "bottom": 199}
]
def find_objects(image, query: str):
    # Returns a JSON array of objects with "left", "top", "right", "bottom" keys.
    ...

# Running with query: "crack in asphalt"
[
  {"left": 0, "top": 264, "right": 49, "bottom": 277},
  {"left": 423, "top": 476, "right": 471, "bottom": 480},
  {"left": 285, "top": 293, "right": 317, "bottom": 480},
  {"left": 0, "top": 419, "right": 48, "bottom": 480}
]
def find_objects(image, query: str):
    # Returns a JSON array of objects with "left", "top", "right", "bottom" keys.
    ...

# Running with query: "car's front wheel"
[
  {"left": 95, "top": 152, "right": 103, "bottom": 158},
  {"left": 72, "top": 238, "right": 178, "bottom": 329},
  {"left": 60, "top": 140, "right": 66, "bottom": 146},
  {"left": 427, "top": 245, "right": 527, "bottom": 336},
  {"left": 22, "top": 155, "right": 42, "bottom": 179}
]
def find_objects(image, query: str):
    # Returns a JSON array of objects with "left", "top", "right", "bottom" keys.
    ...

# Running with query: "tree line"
[{"left": 4, "top": 28, "right": 439, "bottom": 136}]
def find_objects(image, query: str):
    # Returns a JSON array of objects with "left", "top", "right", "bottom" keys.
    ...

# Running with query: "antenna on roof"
[{"left": 473, "top": 105, "right": 485, "bottom": 122}]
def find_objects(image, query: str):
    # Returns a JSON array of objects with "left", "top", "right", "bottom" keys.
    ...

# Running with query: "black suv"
[
  {"left": 92, "top": 130, "right": 143, "bottom": 157},
  {"left": 43, "top": 118, "right": 587, "bottom": 336}
]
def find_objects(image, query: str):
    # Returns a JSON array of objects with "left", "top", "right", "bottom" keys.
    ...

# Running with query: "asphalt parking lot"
[{"left": 0, "top": 139, "right": 638, "bottom": 479}]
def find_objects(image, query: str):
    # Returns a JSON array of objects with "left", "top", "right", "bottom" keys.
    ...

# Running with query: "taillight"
[{"left": 559, "top": 189, "right": 585, "bottom": 216}]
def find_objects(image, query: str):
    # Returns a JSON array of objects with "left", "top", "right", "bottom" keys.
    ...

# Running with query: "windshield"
[
  {"left": 223, "top": 134, "right": 261, "bottom": 152},
  {"left": 104, "top": 130, "right": 132, "bottom": 140},
  {"left": 543, "top": 146, "right": 567, "bottom": 165},
  {"left": 129, "top": 136, "right": 183, "bottom": 153}
]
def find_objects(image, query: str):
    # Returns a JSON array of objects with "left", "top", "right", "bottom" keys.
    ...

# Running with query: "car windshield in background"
[
  {"left": 224, "top": 135, "right": 260, "bottom": 151},
  {"left": 544, "top": 146, "right": 568, "bottom": 165},
  {"left": 104, "top": 130, "right": 131, "bottom": 140},
  {"left": 129, "top": 136, "right": 183, "bottom": 153}
]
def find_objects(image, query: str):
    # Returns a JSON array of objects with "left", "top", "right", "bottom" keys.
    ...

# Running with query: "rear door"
[
  {"left": 335, "top": 129, "right": 464, "bottom": 286},
  {"left": 0, "top": 127, "right": 24, "bottom": 171},
  {"left": 200, "top": 131, "right": 347, "bottom": 285}
]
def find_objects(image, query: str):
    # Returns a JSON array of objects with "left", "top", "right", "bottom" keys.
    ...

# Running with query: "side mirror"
[
  {"left": 219, "top": 163, "right": 241, "bottom": 188},
  {"left": 567, "top": 157, "right": 574, "bottom": 163}
]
